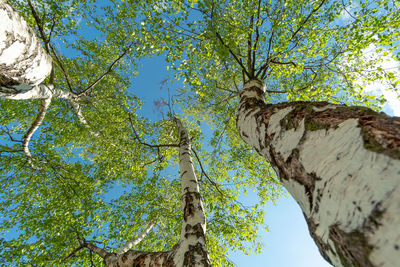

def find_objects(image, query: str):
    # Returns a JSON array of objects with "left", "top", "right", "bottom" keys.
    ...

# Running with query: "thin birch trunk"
[
  {"left": 85, "top": 119, "right": 210, "bottom": 267},
  {"left": 236, "top": 79, "right": 400, "bottom": 267}
]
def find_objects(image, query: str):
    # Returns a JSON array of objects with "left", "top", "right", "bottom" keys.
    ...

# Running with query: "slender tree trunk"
[
  {"left": 85, "top": 119, "right": 210, "bottom": 267},
  {"left": 236, "top": 79, "right": 400, "bottom": 267},
  {"left": 0, "top": 0, "right": 51, "bottom": 86}
]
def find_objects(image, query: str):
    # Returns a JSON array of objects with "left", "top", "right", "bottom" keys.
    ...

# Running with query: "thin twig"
[
  {"left": 127, "top": 114, "right": 179, "bottom": 149},
  {"left": 2, "top": 126, "right": 23, "bottom": 143},
  {"left": 49, "top": 44, "right": 74, "bottom": 92},
  {"left": 191, "top": 148, "right": 223, "bottom": 196},
  {"left": 78, "top": 42, "right": 135, "bottom": 97},
  {"left": 215, "top": 32, "right": 251, "bottom": 79},
  {"left": 62, "top": 244, "right": 86, "bottom": 262},
  {"left": 289, "top": 0, "right": 328, "bottom": 43}
]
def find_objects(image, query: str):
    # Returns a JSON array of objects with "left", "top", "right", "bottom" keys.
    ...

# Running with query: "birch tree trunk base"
[{"left": 237, "top": 79, "right": 400, "bottom": 267}]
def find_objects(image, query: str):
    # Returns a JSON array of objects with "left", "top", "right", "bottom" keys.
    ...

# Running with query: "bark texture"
[
  {"left": 0, "top": 0, "right": 51, "bottom": 85},
  {"left": 89, "top": 119, "right": 210, "bottom": 267},
  {"left": 237, "top": 79, "right": 400, "bottom": 267}
]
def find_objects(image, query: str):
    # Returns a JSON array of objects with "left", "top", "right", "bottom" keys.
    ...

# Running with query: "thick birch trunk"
[
  {"left": 0, "top": 0, "right": 51, "bottom": 86},
  {"left": 92, "top": 119, "right": 210, "bottom": 267},
  {"left": 236, "top": 79, "right": 400, "bottom": 267}
]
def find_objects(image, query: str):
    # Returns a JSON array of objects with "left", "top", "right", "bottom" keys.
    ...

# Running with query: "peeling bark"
[
  {"left": 236, "top": 79, "right": 400, "bottom": 267},
  {"left": 0, "top": 0, "right": 51, "bottom": 85}
]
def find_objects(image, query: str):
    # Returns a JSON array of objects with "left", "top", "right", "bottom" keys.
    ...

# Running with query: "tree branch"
[
  {"left": 270, "top": 59, "right": 297, "bottom": 68},
  {"left": 247, "top": 14, "right": 254, "bottom": 77},
  {"left": 27, "top": 0, "right": 50, "bottom": 51},
  {"left": 215, "top": 32, "right": 251, "bottom": 79},
  {"left": 68, "top": 98, "right": 99, "bottom": 137},
  {"left": 23, "top": 97, "right": 52, "bottom": 170},
  {"left": 289, "top": 0, "right": 327, "bottom": 43},
  {"left": 49, "top": 44, "right": 74, "bottom": 93},
  {"left": 117, "top": 220, "right": 156, "bottom": 254},
  {"left": 2, "top": 126, "right": 23, "bottom": 143},
  {"left": 128, "top": 114, "right": 179, "bottom": 149},
  {"left": 78, "top": 42, "right": 135, "bottom": 97},
  {"left": 191, "top": 147, "right": 223, "bottom": 196},
  {"left": 252, "top": 0, "right": 262, "bottom": 74},
  {"left": 255, "top": 30, "right": 274, "bottom": 78},
  {"left": 85, "top": 243, "right": 109, "bottom": 259},
  {"left": 62, "top": 244, "right": 86, "bottom": 262}
]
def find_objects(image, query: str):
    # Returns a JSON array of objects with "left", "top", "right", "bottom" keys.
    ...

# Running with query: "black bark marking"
[
  {"left": 184, "top": 223, "right": 206, "bottom": 240},
  {"left": 238, "top": 85, "right": 400, "bottom": 266},
  {"left": 182, "top": 192, "right": 202, "bottom": 221},
  {"left": 180, "top": 170, "right": 188, "bottom": 178},
  {"left": 270, "top": 147, "right": 319, "bottom": 214},
  {"left": 121, "top": 255, "right": 127, "bottom": 263},
  {"left": 181, "top": 151, "right": 190, "bottom": 157},
  {"left": 183, "top": 242, "right": 210, "bottom": 266},
  {"left": 329, "top": 225, "right": 374, "bottom": 267},
  {"left": 304, "top": 202, "right": 386, "bottom": 266},
  {"left": 304, "top": 218, "right": 335, "bottom": 265}
]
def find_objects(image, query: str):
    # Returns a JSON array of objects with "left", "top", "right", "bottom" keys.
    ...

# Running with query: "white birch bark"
[
  {"left": 172, "top": 118, "right": 210, "bottom": 266},
  {"left": 85, "top": 119, "right": 210, "bottom": 267},
  {"left": 23, "top": 97, "right": 51, "bottom": 169},
  {"left": 236, "top": 79, "right": 400, "bottom": 267},
  {"left": 1, "top": 82, "right": 96, "bottom": 165},
  {"left": 0, "top": 0, "right": 51, "bottom": 85},
  {"left": 117, "top": 221, "right": 156, "bottom": 255}
]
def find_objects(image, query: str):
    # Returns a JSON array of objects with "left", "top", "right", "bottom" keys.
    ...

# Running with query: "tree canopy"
[{"left": 0, "top": 0, "right": 399, "bottom": 266}]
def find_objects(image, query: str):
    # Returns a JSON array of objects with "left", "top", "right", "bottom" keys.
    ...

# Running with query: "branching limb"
[
  {"left": 289, "top": 0, "right": 327, "bottom": 43},
  {"left": 252, "top": 0, "right": 262, "bottom": 73},
  {"left": 191, "top": 148, "right": 223, "bottom": 196},
  {"left": 85, "top": 243, "right": 109, "bottom": 259},
  {"left": 215, "top": 32, "right": 251, "bottom": 79},
  {"left": 62, "top": 244, "right": 86, "bottom": 262},
  {"left": 295, "top": 69, "right": 319, "bottom": 92},
  {"left": 2, "top": 126, "right": 23, "bottom": 143},
  {"left": 128, "top": 114, "right": 179, "bottom": 149},
  {"left": 255, "top": 30, "right": 274, "bottom": 78},
  {"left": 23, "top": 97, "right": 52, "bottom": 170},
  {"left": 68, "top": 98, "right": 99, "bottom": 137},
  {"left": 48, "top": 44, "right": 74, "bottom": 93},
  {"left": 247, "top": 14, "right": 254, "bottom": 77},
  {"left": 117, "top": 220, "right": 156, "bottom": 255},
  {"left": 27, "top": 0, "right": 50, "bottom": 51},
  {"left": 270, "top": 59, "right": 297, "bottom": 68},
  {"left": 78, "top": 42, "right": 136, "bottom": 97}
]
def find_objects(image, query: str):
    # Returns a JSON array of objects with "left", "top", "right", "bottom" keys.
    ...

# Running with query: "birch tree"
[
  {"left": 2, "top": 0, "right": 400, "bottom": 266},
  {"left": 137, "top": 0, "right": 400, "bottom": 266},
  {"left": 0, "top": 1, "right": 273, "bottom": 266}
]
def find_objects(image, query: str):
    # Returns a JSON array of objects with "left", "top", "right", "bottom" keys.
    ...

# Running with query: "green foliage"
[{"left": 1, "top": 0, "right": 399, "bottom": 266}]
